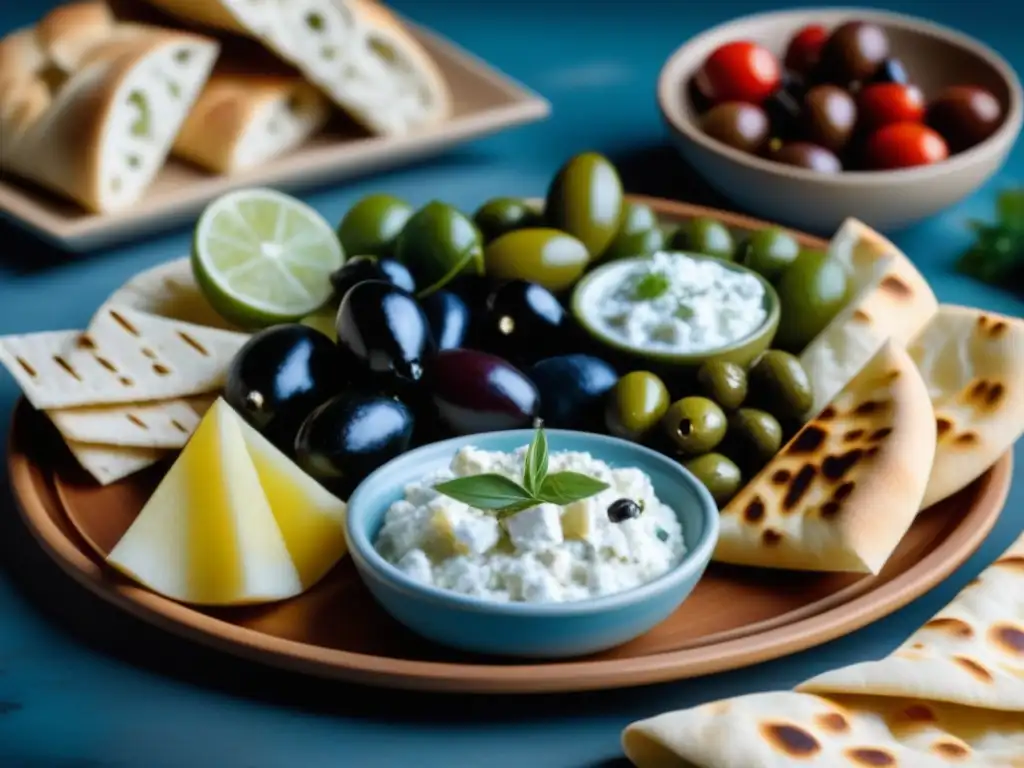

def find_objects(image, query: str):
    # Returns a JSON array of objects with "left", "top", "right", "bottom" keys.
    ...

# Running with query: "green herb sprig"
[
  {"left": 956, "top": 188, "right": 1024, "bottom": 293},
  {"left": 433, "top": 424, "right": 610, "bottom": 520}
]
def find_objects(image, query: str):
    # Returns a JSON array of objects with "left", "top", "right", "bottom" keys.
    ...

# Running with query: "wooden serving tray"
[
  {"left": 5, "top": 199, "right": 1013, "bottom": 694},
  {"left": 0, "top": 20, "right": 550, "bottom": 252}
]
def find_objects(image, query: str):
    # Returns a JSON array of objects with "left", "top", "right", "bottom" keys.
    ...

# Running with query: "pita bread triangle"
[
  {"left": 800, "top": 219, "right": 938, "bottom": 417},
  {"left": 622, "top": 531, "right": 1024, "bottom": 767},
  {"left": 715, "top": 339, "right": 936, "bottom": 574},
  {"left": 909, "top": 305, "right": 1024, "bottom": 509}
]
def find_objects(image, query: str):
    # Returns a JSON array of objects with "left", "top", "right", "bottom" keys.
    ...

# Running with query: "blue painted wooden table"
[{"left": 0, "top": 1, "right": 1021, "bottom": 765}]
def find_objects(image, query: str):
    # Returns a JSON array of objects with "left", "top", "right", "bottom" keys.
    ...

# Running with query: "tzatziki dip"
[
  {"left": 373, "top": 446, "right": 686, "bottom": 603},
  {"left": 583, "top": 251, "right": 767, "bottom": 354}
]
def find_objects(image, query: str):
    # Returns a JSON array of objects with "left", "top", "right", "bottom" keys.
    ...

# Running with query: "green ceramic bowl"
[{"left": 570, "top": 253, "right": 780, "bottom": 380}]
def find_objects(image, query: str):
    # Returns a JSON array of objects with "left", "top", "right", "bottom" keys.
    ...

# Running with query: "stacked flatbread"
[
  {"left": 709, "top": 218, "right": 1024, "bottom": 576},
  {"left": 0, "top": 258, "right": 250, "bottom": 484},
  {"left": 137, "top": 0, "right": 452, "bottom": 135},
  {"left": 622, "top": 530, "right": 1024, "bottom": 767},
  {"left": 0, "top": 2, "right": 219, "bottom": 213}
]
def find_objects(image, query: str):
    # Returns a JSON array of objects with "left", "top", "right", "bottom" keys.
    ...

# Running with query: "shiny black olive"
[
  {"left": 445, "top": 273, "right": 493, "bottom": 317},
  {"left": 335, "top": 280, "right": 436, "bottom": 395},
  {"left": 607, "top": 498, "right": 643, "bottom": 523},
  {"left": 430, "top": 349, "right": 540, "bottom": 435},
  {"left": 483, "top": 280, "right": 568, "bottom": 365},
  {"left": 420, "top": 290, "right": 471, "bottom": 351},
  {"left": 329, "top": 256, "right": 416, "bottom": 301},
  {"left": 224, "top": 324, "right": 347, "bottom": 453},
  {"left": 870, "top": 57, "right": 908, "bottom": 85},
  {"left": 294, "top": 392, "right": 414, "bottom": 497},
  {"left": 527, "top": 354, "right": 618, "bottom": 430},
  {"left": 763, "top": 87, "right": 804, "bottom": 142}
]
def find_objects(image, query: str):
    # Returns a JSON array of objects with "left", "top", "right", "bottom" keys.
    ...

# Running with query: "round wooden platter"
[{"left": 5, "top": 197, "right": 1015, "bottom": 694}]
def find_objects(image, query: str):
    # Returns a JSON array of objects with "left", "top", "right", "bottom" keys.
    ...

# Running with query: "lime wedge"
[{"left": 192, "top": 188, "right": 345, "bottom": 329}]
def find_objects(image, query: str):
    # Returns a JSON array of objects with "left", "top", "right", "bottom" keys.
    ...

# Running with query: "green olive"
[
  {"left": 670, "top": 217, "right": 736, "bottom": 260},
  {"left": 484, "top": 228, "right": 590, "bottom": 293},
  {"left": 661, "top": 396, "right": 727, "bottom": 456},
  {"left": 602, "top": 227, "right": 666, "bottom": 262},
  {"left": 774, "top": 249, "right": 851, "bottom": 352},
  {"left": 604, "top": 370, "right": 670, "bottom": 441},
  {"left": 337, "top": 193, "right": 413, "bottom": 259},
  {"left": 682, "top": 453, "right": 743, "bottom": 506},
  {"left": 746, "top": 350, "right": 814, "bottom": 421},
  {"left": 696, "top": 360, "right": 748, "bottom": 410},
  {"left": 726, "top": 408, "right": 783, "bottom": 474},
  {"left": 619, "top": 202, "right": 660, "bottom": 234},
  {"left": 394, "top": 201, "right": 484, "bottom": 297},
  {"left": 545, "top": 152, "right": 624, "bottom": 259},
  {"left": 472, "top": 197, "right": 543, "bottom": 243},
  {"left": 739, "top": 227, "right": 801, "bottom": 281}
]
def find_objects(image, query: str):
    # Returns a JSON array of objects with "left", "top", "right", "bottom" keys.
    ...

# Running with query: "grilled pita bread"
[
  {"left": 139, "top": 0, "right": 451, "bottom": 135},
  {"left": 800, "top": 219, "right": 938, "bottom": 416},
  {"left": 64, "top": 440, "right": 167, "bottom": 485},
  {"left": 909, "top": 305, "right": 1024, "bottom": 509},
  {"left": 716, "top": 340, "right": 936, "bottom": 574},
  {"left": 0, "top": 2, "right": 218, "bottom": 213},
  {"left": 623, "top": 531, "right": 1024, "bottom": 767},
  {"left": 0, "top": 306, "right": 248, "bottom": 410},
  {"left": 173, "top": 73, "right": 329, "bottom": 174},
  {"left": 48, "top": 394, "right": 215, "bottom": 448},
  {"left": 799, "top": 532, "right": 1024, "bottom": 709}
]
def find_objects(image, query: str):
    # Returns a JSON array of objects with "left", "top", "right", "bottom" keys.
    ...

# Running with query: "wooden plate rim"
[{"left": 5, "top": 197, "right": 1013, "bottom": 693}]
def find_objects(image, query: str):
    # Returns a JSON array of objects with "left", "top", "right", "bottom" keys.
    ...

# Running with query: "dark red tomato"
[
  {"left": 784, "top": 24, "right": 828, "bottom": 76},
  {"left": 858, "top": 83, "right": 925, "bottom": 131},
  {"left": 697, "top": 41, "right": 782, "bottom": 104},
  {"left": 864, "top": 122, "right": 949, "bottom": 170}
]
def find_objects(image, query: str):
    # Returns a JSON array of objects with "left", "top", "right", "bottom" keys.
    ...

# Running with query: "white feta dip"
[
  {"left": 586, "top": 251, "right": 767, "bottom": 353},
  {"left": 373, "top": 446, "right": 686, "bottom": 603}
]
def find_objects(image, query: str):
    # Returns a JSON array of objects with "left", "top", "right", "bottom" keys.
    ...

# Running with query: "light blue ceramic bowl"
[{"left": 344, "top": 429, "right": 720, "bottom": 659}]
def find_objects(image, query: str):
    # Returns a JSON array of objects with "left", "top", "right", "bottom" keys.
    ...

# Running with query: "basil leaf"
[
  {"left": 494, "top": 499, "right": 540, "bottom": 521},
  {"left": 536, "top": 471, "right": 610, "bottom": 505},
  {"left": 997, "top": 189, "right": 1024, "bottom": 230},
  {"left": 433, "top": 474, "right": 534, "bottom": 510},
  {"left": 523, "top": 425, "right": 548, "bottom": 496},
  {"left": 633, "top": 272, "right": 670, "bottom": 300}
]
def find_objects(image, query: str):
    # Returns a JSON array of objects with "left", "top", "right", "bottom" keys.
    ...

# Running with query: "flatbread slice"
[
  {"left": 909, "top": 305, "right": 1024, "bottom": 509},
  {"left": 716, "top": 340, "right": 936, "bottom": 574},
  {"left": 0, "top": 2, "right": 218, "bottom": 213},
  {"left": 48, "top": 394, "right": 216, "bottom": 448},
  {"left": 102, "top": 257, "right": 243, "bottom": 330},
  {"left": 139, "top": 0, "right": 451, "bottom": 136},
  {"left": 622, "top": 691, "right": 1024, "bottom": 767},
  {"left": 64, "top": 440, "right": 168, "bottom": 485},
  {"left": 173, "top": 73, "right": 329, "bottom": 174},
  {"left": 799, "top": 532, "right": 1024, "bottom": 710},
  {"left": 0, "top": 306, "right": 248, "bottom": 409},
  {"left": 800, "top": 219, "right": 938, "bottom": 416}
]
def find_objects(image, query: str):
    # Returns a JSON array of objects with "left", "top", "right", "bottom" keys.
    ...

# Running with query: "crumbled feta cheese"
[{"left": 374, "top": 447, "right": 687, "bottom": 604}]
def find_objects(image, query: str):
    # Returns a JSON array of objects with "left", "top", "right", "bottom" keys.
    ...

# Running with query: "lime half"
[{"left": 192, "top": 188, "right": 345, "bottom": 329}]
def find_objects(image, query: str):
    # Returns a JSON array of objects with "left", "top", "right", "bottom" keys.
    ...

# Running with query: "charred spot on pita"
[
  {"left": 783, "top": 464, "right": 817, "bottom": 510},
  {"left": 760, "top": 723, "right": 820, "bottom": 756},
  {"left": 990, "top": 624, "right": 1024, "bottom": 655},
  {"left": 932, "top": 741, "right": 970, "bottom": 759},
  {"left": 936, "top": 417, "right": 954, "bottom": 437},
  {"left": 819, "top": 405, "right": 838, "bottom": 420},
  {"left": 744, "top": 498, "right": 766, "bottom": 523},
  {"left": 771, "top": 469, "right": 792, "bottom": 485},
  {"left": 985, "top": 382, "right": 1006, "bottom": 408},
  {"left": 853, "top": 308, "right": 871, "bottom": 322},
  {"left": 954, "top": 432, "right": 978, "bottom": 446},
  {"left": 787, "top": 425, "right": 827, "bottom": 454},
  {"left": 989, "top": 320, "right": 1008, "bottom": 338},
  {"left": 844, "top": 428, "right": 865, "bottom": 442},
  {"left": 869, "top": 427, "right": 892, "bottom": 441},
  {"left": 75, "top": 334, "right": 95, "bottom": 349},
  {"left": 845, "top": 747, "right": 896, "bottom": 766},
  {"left": 923, "top": 617, "right": 974, "bottom": 639},
  {"left": 899, "top": 704, "right": 936, "bottom": 723},
  {"left": 762, "top": 528, "right": 783, "bottom": 546},
  {"left": 832, "top": 481, "right": 856, "bottom": 502},
  {"left": 880, "top": 275, "right": 911, "bottom": 296},
  {"left": 952, "top": 655, "right": 994, "bottom": 683},
  {"left": 814, "top": 712, "right": 849, "bottom": 733},
  {"left": 822, "top": 449, "right": 864, "bottom": 481},
  {"left": 995, "top": 555, "right": 1024, "bottom": 572},
  {"left": 853, "top": 399, "right": 889, "bottom": 416},
  {"left": 820, "top": 501, "right": 841, "bottom": 519}
]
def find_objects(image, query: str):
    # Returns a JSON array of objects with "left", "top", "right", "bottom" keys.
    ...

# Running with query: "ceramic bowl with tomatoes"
[{"left": 658, "top": 8, "right": 1022, "bottom": 233}]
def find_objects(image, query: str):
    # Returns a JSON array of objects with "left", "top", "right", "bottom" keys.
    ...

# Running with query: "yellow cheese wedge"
[
  {"left": 106, "top": 398, "right": 302, "bottom": 605},
  {"left": 235, "top": 415, "right": 348, "bottom": 589}
]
